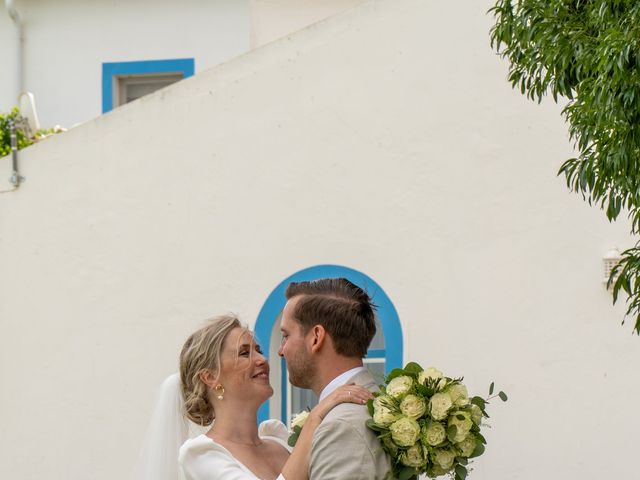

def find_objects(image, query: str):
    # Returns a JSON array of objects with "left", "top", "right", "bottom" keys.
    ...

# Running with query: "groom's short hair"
[{"left": 285, "top": 277, "right": 376, "bottom": 358}]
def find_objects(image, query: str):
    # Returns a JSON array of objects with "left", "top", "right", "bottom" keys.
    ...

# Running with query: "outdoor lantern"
[{"left": 603, "top": 247, "right": 622, "bottom": 286}]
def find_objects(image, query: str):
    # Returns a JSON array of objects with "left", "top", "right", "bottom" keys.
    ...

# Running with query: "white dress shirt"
[{"left": 318, "top": 366, "right": 367, "bottom": 402}]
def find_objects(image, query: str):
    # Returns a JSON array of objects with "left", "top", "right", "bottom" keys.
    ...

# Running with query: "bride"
[{"left": 138, "top": 313, "right": 372, "bottom": 480}]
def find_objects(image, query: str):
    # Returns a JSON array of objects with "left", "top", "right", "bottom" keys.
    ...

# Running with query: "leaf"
[
  {"left": 415, "top": 383, "right": 430, "bottom": 396},
  {"left": 398, "top": 467, "right": 419, "bottom": 480},
  {"left": 403, "top": 362, "right": 424, "bottom": 375},
  {"left": 469, "top": 441, "right": 485, "bottom": 458},
  {"left": 287, "top": 431, "right": 299, "bottom": 447},
  {"left": 447, "top": 425, "right": 459, "bottom": 442},
  {"left": 386, "top": 368, "right": 407, "bottom": 382},
  {"left": 498, "top": 391, "right": 508, "bottom": 402},
  {"left": 489, "top": 382, "right": 494, "bottom": 395},
  {"left": 471, "top": 396, "right": 486, "bottom": 410},
  {"left": 455, "top": 464, "right": 468, "bottom": 480},
  {"left": 367, "top": 398, "right": 375, "bottom": 416}
]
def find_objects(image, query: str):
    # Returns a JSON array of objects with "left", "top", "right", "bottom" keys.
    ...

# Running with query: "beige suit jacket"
[{"left": 309, "top": 369, "right": 391, "bottom": 480}]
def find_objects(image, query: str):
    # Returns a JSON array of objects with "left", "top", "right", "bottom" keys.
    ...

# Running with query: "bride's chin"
[
  {"left": 257, "top": 384, "right": 274, "bottom": 402},
  {"left": 265, "top": 385, "right": 274, "bottom": 399}
]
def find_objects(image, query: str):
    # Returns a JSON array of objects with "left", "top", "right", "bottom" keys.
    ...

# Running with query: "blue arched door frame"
[{"left": 254, "top": 264, "right": 403, "bottom": 423}]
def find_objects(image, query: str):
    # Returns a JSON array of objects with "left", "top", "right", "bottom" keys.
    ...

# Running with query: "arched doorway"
[{"left": 254, "top": 265, "right": 403, "bottom": 424}]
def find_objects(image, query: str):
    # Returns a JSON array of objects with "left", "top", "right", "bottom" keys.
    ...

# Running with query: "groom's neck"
[{"left": 313, "top": 356, "right": 364, "bottom": 396}]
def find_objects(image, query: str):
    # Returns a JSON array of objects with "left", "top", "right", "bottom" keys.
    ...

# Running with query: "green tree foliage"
[
  {"left": 0, "top": 107, "right": 33, "bottom": 157},
  {"left": 489, "top": 0, "right": 640, "bottom": 334}
]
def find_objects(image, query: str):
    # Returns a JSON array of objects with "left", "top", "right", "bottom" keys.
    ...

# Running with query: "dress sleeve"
[
  {"left": 258, "top": 419, "right": 292, "bottom": 453},
  {"left": 179, "top": 437, "right": 258, "bottom": 480}
]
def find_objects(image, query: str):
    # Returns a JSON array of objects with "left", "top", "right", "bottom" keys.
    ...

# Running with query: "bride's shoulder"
[
  {"left": 179, "top": 434, "right": 220, "bottom": 460},
  {"left": 181, "top": 434, "right": 211, "bottom": 448}
]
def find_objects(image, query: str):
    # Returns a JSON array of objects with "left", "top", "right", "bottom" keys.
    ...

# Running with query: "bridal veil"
[{"left": 134, "top": 373, "right": 189, "bottom": 480}]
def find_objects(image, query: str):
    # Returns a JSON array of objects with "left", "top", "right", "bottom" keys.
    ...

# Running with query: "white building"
[
  {"left": 1, "top": 0, "right": 362, "bottom": 127},
  {"left": 1, "top": 1, "right": 638, "bottom": 479}
]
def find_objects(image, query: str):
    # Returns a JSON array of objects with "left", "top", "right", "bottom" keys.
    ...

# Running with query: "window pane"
[
  {"left": 116, "top": 73, "right": 184, "bottom": 107},
  {"left": 364, "top": 360, "right": 386, "bottom": 384},
  {"left": 291, "top": 386, "right": 318, "bottom": 414},
  {"left": 124, "top": 82, "right": 172, "bottom": 103},
  {"left": 369, "top": 315, "right": 385, "bottom": 350}
]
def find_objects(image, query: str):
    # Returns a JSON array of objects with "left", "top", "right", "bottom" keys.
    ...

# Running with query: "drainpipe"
[
  {"left": 3, "top": 0, "right": 24, "bottom": 189},
  {"left": 8, "top": 117, "right": 23, "bottom": 187},
  {"left": 5, "top": 0, "right": 24, "bottom": 97}
]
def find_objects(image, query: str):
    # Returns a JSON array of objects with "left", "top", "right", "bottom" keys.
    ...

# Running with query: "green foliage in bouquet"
[
  {"left": 367, "top": 362, "right": 507, "bottom": 480},
  {"left": 0, "top": 108, "right": 33, "bottom": 158}
]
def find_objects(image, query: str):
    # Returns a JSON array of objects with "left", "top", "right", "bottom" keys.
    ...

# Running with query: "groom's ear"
[{"left": 309, "top": 325, "right": 326, "bottom": 353}]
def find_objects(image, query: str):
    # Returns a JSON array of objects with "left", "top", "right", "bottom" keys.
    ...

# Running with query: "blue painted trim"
[
  {"left": 101, "top": 58, "right": 195, "bottom": 113},
  {"left": 366, "top": 349, "right": 386, "bottom": 359},
  {"left": 255, "top": 264, "right": 403, "bottom": 423}
]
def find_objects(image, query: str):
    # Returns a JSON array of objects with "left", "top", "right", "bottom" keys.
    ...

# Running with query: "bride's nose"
[{"left": 254, "top": 351, "right": 267, "bottom": 365}]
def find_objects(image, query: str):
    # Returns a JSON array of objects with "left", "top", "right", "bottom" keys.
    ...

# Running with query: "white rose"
[
  {"left": 446, "top": 384, "right": 469, "bottom": 407},
  {"left": 389, "top": 416, "right": 421, "bottom": 447},
  {"left": 373, "top": 395, "right": 400, "bottom": 426},
  {"left": 400, "top": 394, "right": 427, "bottom": 420},
  {"left": 432, "top": 448, "right": 456, "bottom": 470},
  {"left": 418, "top": 367, "right": 446, "bottom": 390},
  {"left": 428, "top": 392, "right": 453, "bottom": 420},
  {"left": 418, "top": 367, "right": 443, "bottom": 383},
  {"left": 400, "top": 443, "right": 426, "bottom": 468},
  {"left": 456, "top": 434, "right": 477, "bottom": 457},
  {"left": 448, "top": 410, "right": 473, "bottom": 443},
  {"left": 428, "top": 463, "right": 454, "bottom": 477},
  {"left": 386, "top": 376, "right": 414, "bottom": 399},
  {"left": 290, "top": 410, "right": 309, "bottom": 431},
  {"left": 422, "top": 421, "right": 446, "bottom": 446}
]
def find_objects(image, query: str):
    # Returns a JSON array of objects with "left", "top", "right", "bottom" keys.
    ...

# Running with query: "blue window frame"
[
  {"left": 254, "top": 264, "right": 403, "bottom": 424},
  {"left": 101, "top": 58, "right": 195, "bottom": 113}
]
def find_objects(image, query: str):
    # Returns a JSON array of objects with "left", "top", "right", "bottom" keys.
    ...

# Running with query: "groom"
[{"left": 278, "top": 277, "right": 391, "bottom": 479}]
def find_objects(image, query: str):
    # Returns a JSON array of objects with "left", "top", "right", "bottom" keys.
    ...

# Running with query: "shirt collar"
[{"left": 318, "top": 366, "right": 367, "bottom": 402}]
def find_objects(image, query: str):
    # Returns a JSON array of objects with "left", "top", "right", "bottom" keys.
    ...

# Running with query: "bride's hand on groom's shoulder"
[{"left": 314, "top": 384, "right": 373, "bottom": 420}]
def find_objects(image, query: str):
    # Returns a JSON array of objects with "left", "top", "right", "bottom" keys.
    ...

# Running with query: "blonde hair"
[{"left": 179, "top": 314, "right": 241, "bottom": 425}]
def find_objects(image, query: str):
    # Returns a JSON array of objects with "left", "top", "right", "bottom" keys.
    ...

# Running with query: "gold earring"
[{"left": 214, "top": 384, "right": 225, "bottom": 400}]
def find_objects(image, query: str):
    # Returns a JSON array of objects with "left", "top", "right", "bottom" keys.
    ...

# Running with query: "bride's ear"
[{"left": 199, "top": 369, "right": 219, "bottom": 388}]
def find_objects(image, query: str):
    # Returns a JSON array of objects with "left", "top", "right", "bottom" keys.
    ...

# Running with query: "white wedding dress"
[
  {"left": 179, "top": 419, "right": 291, "bottom": 480},
  {"left": 134, "top": 374, "right": 291, "bottom": 480}
]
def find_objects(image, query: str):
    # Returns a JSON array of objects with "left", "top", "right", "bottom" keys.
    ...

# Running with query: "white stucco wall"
[
  {"left": 1, "top": 1, "right": 638, "bottom": 479},
  {"left": 0, "top": 0, "right": 250, "bottom": 128},
  {"left": 250, "top": 0, "right": 364, "bottom": 48}
]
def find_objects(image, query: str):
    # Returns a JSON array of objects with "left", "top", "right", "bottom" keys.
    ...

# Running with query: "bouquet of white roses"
[{"left": 367, "top": 362, "right": 507, "bottom": 480}]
